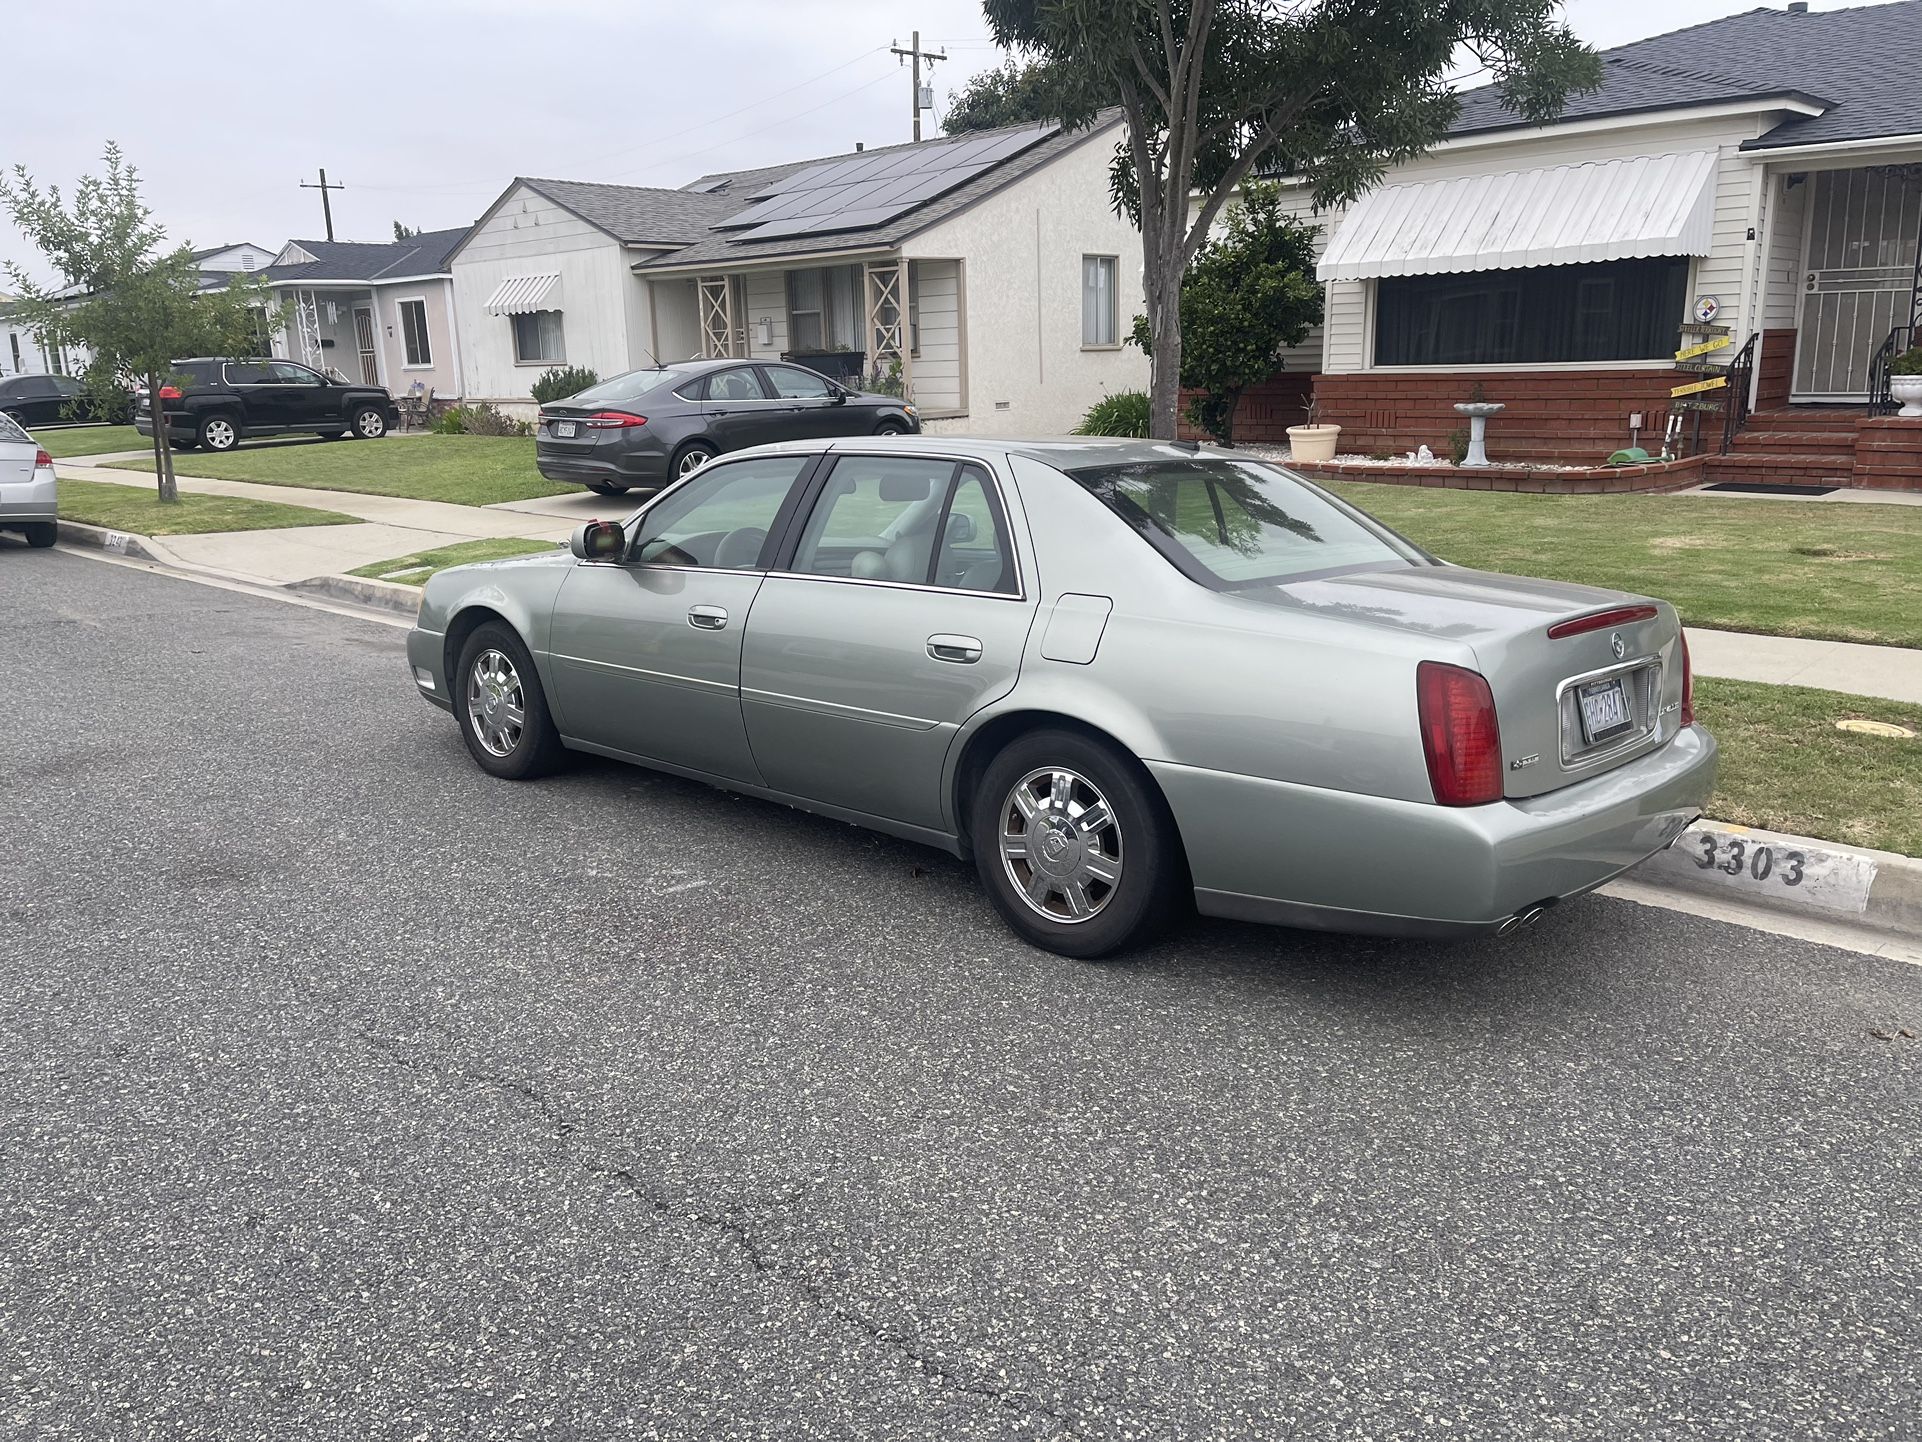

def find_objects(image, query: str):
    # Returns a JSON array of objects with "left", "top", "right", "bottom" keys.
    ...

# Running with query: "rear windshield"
[
  {"left": 0, "top": 412, "right": 27, "bottom": 444},
  {"left": 1066, "top": 457, "right": 1429, "bottom": 589},
  {"left": 562, "top": 366, "right": 702, "bottom": 408}
]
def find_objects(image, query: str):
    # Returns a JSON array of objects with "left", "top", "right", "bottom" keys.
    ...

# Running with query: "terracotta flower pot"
[{"left": 1286, "top": 423, "right": 1341, "bottom": 463}]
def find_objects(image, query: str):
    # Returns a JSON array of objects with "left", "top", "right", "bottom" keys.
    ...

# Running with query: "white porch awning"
[
  {"left": 483, "top": 273, "right": 561, "bottom": 315},
  {"left": 1316, "top": 151, "right": 1719, "bottom": 281}
]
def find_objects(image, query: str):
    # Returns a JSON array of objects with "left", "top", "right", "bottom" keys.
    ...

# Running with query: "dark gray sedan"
[{"left": 535, "top": 359, "right": 920, "bottom": 497}]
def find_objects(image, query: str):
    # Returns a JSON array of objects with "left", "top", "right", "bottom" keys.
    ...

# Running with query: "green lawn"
[
  {"left": 34, "top": 425, "right": 146, "bottom": 459},
  {"left": 1695, "top": 678, "right": 1922, "bottom": 856},
  {"left": 348, "top": 537, "right": 557, "bottom": 586},
  {"left": 1325, "top": 483, "right": 1922, "bottom": 650},
  {"left": 57, "top": 478, "right": 357, "bottom": 535},
  {"left": 111, "top": 435, "right": 572, "bottom": 506}
]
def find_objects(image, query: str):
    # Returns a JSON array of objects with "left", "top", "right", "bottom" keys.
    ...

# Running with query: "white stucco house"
[
  {"left": 263, "top": 228, "right": 470, "bottom": 401},
  {"left": 448, "top": 115, "right": 1147, "bottom": 433}
]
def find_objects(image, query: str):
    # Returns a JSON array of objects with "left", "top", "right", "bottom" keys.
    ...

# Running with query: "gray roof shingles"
[
  {"left": 515, "top": 177, "right": 769, "bottom": 247},
  {"left": 1449, "top": 1, "right": 1921, "bottom": 149},
  {"left": 266, "top": 225, "right": 472, "bottom": 284}
]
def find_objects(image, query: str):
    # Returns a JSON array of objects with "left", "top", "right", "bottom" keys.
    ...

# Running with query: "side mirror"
[
  {"left": 571, "top": 519, "right": 626, "bottom": 562},
  {"left": 829, "top": 385, "right": 849, "bottom": 404},
  {"left": 945, "top": 512, "right": 976, "bottom": 545}
]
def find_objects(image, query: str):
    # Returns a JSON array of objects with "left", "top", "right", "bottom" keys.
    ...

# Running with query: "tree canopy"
[
  {"left": 981, "top": 0, "right": 1601, "bottom": 436},
  {"left": 942, "top": 60, "right": 1065, "bottom": 134},
  {"left": 1, "top": 144, "right": 271, "bottom": 499}
]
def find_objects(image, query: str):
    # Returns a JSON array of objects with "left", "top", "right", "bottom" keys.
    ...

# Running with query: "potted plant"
[
  {"left": 1891, "top": 345, "right": 1922, "bottom": 418},
  {"left": 1285, "top": 391, "right": 1341, "bottom": 463}
]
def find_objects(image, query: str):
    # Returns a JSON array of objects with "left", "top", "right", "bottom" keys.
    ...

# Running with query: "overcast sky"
[{"left": 0, "top": 0, "right": 1901, "bottom": 282}]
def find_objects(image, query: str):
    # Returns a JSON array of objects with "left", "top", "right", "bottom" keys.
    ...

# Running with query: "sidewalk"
[{"left": 1686, "top": 628, "right": 1922, "bottom": 705}]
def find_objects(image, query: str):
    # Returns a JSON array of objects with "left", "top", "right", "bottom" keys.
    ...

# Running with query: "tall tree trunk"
[
  {"left": 1143, "top": 225, "right": 1185, "bottom": 440},
  {"left": 147, "top": 369, "right": 178, "bottom": 502}
]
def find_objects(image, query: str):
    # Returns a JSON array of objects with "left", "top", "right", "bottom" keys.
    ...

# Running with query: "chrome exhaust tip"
[
  {"left": 1518, "top": 905, "right": 1547, "bottom": 929},
  {"left": 1494, "top": 914, "right": 1522, "bottom": 937}
]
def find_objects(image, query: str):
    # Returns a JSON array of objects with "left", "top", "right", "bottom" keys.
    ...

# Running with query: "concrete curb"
[
  {"left": 1631, "top": 818, "right": 1922, "bottom": 941},
  {"left": 56, "top": 518, "right": 189, "bottom": 568},
  {"left": 285, "top": 574, "right": 421, "bottom": 616}
]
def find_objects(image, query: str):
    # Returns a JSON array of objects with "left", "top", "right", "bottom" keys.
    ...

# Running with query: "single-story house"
[
  {"left": 448, "top": 114, "right": 1148, "bottom": 433},
  {"left": 264, "top": 227, "right": 470, "bottom": 401},
  {"left": 190, "top": 242, "right": 276, "bottom": 276},
  {"left": 1239, "top": 0, "right": 1922, "bottom": 485}
]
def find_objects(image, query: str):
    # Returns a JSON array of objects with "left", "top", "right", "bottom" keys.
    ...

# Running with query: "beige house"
[
  {"left": 265, "top": 228, "right": 470, "bottom": 402},
  {"left": 449, "top": 116, "right": 1148, "bottom": 433}
]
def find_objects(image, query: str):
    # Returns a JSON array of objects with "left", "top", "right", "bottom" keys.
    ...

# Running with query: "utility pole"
[
  {"left": 890, "top": 31, "right": 946, "bottom": 142},
  {"left": 298, "top": 168, "right": 345, "bottom": 241}
]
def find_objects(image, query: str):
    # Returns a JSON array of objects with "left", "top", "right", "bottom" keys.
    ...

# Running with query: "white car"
[{"left": 0, "top": 411, "right": 57, "bottom": 548}]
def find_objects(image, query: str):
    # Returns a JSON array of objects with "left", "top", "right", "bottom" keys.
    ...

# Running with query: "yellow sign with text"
[
  {"left": 1670, "top": 375, "right": 1729, "bottom": 398},
  {"left": 1675, "top": 335, "right": 1733, "bottom": 362}
]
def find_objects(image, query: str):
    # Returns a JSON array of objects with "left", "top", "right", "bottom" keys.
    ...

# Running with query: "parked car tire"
[
  {"left": 672, "top": 442, "right": 716, "bottom": 479},
  {"left": 586, "top": 481, "right": 630, "bottom": 496},
  {"left": 454, "top": 622, "right": 567, "bottom": 781},
  {"left": 348, "top": 406, "right": 388, "bottom": 440},
  {"left": 875, "top": 420, "right": 908, "bottom": 436},
  {"left": 23, "top": 522, "right": 57, "bottom": 549},
  {"left": 970, "top": 727, "right": 1184, "bottom": 959},
  {"left": 197, "top": 414, "right": 240, "bottom": 452}
]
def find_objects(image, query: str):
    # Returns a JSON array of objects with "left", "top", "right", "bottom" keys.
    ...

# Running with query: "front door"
[
  {"left": 1793, "top": 166, "right": 1922, "bottom": 401},
  {"left": 268, "top": 361, "right": 338, "bottom": 429},
  {"left": 543, "top": 453, "right": 812, "bottom": 782},
  {"left": 353, "top": 306, "right": 380, "bottom": 386},
  {"left": 741, "top": 454, "right": 1034, "bottom": 832},
  {"left": 759, "top": 362, "right": 854, "bottom": 438}
]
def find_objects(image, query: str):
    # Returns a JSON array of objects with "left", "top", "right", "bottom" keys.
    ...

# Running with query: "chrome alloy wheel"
[
  {"left": 356, "top": 410, "right": 386, "bottom": 438},
  {"left": 676, "top": 448, "right": 714, "bottom": 478},
  {"left": 466, "top": 648, "right": 527, "bottom": 758},
  {"left": 204, "top": 417, "right": 236, "bottom": 449},
  {"left": 998, "top": 766, "right": 1123, "bottom": 923}
]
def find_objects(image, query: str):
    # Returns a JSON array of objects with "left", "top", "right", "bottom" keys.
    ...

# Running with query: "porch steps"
[
  {"left": 1699, "top": 451, "right": 1860, "bottom": 487},
  {"left": 1741, "top": 407, "right": 1868, "bottom": 434},
  {"left": 1729, "top": 429, "right": 1865, "bottom": 457}
]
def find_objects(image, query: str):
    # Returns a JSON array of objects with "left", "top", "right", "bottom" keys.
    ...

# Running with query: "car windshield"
[
  {"left": 565, "top": 366, "right": 703, "bottom": 407},
  {"left": 1066, "top": 457, "right": 1429, "bottom": 589}
]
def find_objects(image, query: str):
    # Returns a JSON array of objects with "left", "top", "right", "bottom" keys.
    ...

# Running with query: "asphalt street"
[{"left": 1, "top": 544, "right": 1917, "bottom": 1441}]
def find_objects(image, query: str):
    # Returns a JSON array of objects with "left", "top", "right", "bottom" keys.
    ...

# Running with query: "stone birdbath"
[{"left": 1453, "top": 401, "right": 1506, "bottom": 467}]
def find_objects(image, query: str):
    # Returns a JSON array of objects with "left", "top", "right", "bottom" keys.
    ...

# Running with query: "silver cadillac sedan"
[{"left": 405, "top": 437, "right": 1715, "bottom": 958}]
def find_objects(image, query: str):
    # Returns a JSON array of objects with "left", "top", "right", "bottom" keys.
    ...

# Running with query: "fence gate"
[{"left": 1793, "top": 165, "right": 1922, "bottom": 400}]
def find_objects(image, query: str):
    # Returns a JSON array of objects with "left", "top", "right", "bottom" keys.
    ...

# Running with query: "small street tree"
[
  {"left": 0, "top": 144, "right": 269, "bottom": 501},
  {"left": 1130, "top": 181, "right": 1321, "bottom": 445},
  {"left": 982, "top": 0, "right": 1601, "bottom": 437}
]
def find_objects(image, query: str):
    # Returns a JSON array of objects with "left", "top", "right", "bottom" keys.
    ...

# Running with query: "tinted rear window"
[
  {"left": 176, "top": 361, "right": 220, "bottom": 386},
  {"left": 1066, "top": 458, "right": 1429, "bottom": 589},
  {"left": 563, "top": 366, "right": 702, "bottom": 408}
]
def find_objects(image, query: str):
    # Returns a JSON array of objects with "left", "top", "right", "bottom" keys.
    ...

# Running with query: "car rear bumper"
[
  {"left": 1154, "top": 726, "right": 1718, "bottom": 938},
  {"left": 134, "top": 417, "right": 195, "bottom": 441},
  {"left": 0, "top": 469, "right": 58, "bottom": 524},
  {"left": 535, "top": 449, "right": 672, "bottom": 487}
]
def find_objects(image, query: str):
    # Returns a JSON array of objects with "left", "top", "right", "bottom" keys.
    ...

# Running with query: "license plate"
[
  {"left": 553, "top": 420, "right": 577, "bottom": 438},
  {"left": 1577, "top": 676, "right": 1634, "bottom": 744}
]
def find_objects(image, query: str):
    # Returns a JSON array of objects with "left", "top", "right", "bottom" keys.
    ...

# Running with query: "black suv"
[{"left": 135, "top": 358, "right": 399, "bottom": 453}]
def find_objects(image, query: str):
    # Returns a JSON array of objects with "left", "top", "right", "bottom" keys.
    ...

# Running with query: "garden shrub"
[
  {"left": 531, "top": 365, "right": 599, "bottom": 405},
  {"left": 1074, "top": 390, "right": 1152, "bottom": 438}
]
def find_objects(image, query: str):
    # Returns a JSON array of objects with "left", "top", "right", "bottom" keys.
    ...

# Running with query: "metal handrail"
[
  {"left": 1719, "top": 332, "right": 1758, "bottom": 453},
  {"left": 1869, "top": 323, "right": 1916, "bottom": 418}
]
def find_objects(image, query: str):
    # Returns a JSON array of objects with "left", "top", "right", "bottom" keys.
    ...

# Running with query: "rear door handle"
[
  {"left": 688, "top": 605, "right": 729, "bottom": 630},
  {"left": 927, "top": 634, "right": 982, "bottom": 664}
]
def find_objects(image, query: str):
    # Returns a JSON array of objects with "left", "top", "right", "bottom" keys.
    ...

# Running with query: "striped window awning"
[
  {"left": 483, "top": 273, "right": 561, "bottom": 315},
  {"left": 1317, "top": 151, "right": 1719, "bottom": 281}
]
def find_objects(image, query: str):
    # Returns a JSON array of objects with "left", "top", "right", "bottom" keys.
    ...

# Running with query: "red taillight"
[
  {"left": 157, "top": 385, "right": 183, "bottom": 400},
  {"left": 1545, "top": 604, "right": 1658, "bottom": 640},
  {"left": 583, "top": 411, "right": 645, "bottom": 429},
  {"left": 1417, "top": 661, "right": 1504, "bottom": 807},
  {"left": 33, "top": 449, "right": 52, "bottom": 469},
  {"left": 1679, "top": 632, "right": 1695, "bottom": 728}
]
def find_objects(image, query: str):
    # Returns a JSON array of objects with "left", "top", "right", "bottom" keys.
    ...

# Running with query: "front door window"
[{"left": 634, "top": 454, "right": 807, "bottom": 570}]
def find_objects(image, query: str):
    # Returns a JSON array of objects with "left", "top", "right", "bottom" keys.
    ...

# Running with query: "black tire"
[
  {"left": 348, "top": 406, "right": 387, "bottom": 440},
  {"left": 196, "top": 413, "right": 241, "bottom": 452},
  {"left": 586, "top": 481, "right": 631, "bottom": 496},
  {"left": 320, "top": 430, "right": 347, "bottom": 441},
  {"left": 23, "top": 522, "right": 57, "bottom": 549},
  {"left": 970, "top": 727, "right": 1183, "bottom": 960},
  {"left": 453, "top": 622, "right": 567, "bottom": 780},
  {"left": 875, "top": 420, "right": 908, "bottom": 436},
  {"left": 671, "top": 442, "right": 717, "bottom": 480}
]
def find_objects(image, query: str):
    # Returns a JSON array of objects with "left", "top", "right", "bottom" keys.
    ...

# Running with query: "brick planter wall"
[
  {"left": 1288, "top": 454, "right": 1707, "bottom": 494},
  {"left": 1755, "top": 328, "right": 1797, "bottom": 411},
  {"left": 1852, "top": 418, "right": 1922, "bottom": 490},
  {"left": 1175, "top": 372, "right": 1315, "bottom": 443},
  {"left": 1312, "top": 369, "right": 1683, "bottom": 463}
]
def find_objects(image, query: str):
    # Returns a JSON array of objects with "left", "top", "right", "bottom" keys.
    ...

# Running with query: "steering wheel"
[{"left": 713, "top": 526, "right": 768, "bottom": 570}]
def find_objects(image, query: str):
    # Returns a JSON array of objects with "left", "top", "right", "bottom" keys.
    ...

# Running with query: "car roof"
[{"left": 734, "top": 434, "right": 1234, "bottom": 468}]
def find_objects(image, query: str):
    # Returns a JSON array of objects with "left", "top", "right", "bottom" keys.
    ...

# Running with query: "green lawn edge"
[
  {"left": 348, "top": 537, "right": 557, "bottom": 586},
  {"left": 56, "top": 477, "right": 358, "bottom": 535},
  {"left": 33, "top": 425, "right": 147, "bottom": 459},
  {"left": 108, "top": 434, "right": 572, "bottom": 507}
]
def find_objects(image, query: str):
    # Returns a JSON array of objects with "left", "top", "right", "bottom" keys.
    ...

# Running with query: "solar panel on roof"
[{"left": 717, "top": 121, "right": 1060, "bottom": 244}]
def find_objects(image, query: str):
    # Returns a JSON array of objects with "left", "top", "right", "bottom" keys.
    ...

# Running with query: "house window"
[
  {"left": 786, "top": 266, "right": 862, "bottom": 354},
  {"left": 1373, "top": 257, "right": 1690, "bottom": 366},
  {"left": 512, "top": 309, "right": 565, "bottom": 364},
  {"left": 1082, "top": 255, "right": 1118, "bottom": 347},
  {"left": 399, "top": 299, "right": 432, "bottom": 367}
]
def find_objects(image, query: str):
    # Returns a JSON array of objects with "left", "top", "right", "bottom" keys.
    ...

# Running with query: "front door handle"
[
  {"left": 927, "top": 634, "right": 982, "bottom": 664},
  {"left": 688, "top": 605, "right": 729, "bottom": 630}
]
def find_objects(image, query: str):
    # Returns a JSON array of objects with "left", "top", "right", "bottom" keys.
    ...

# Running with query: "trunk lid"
[
  {"left": 0, "top": 432, "right": 38, "bottom": 488},
  {"left": 1261, "top": 564, "right": 1687, "bottom": 799}
]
